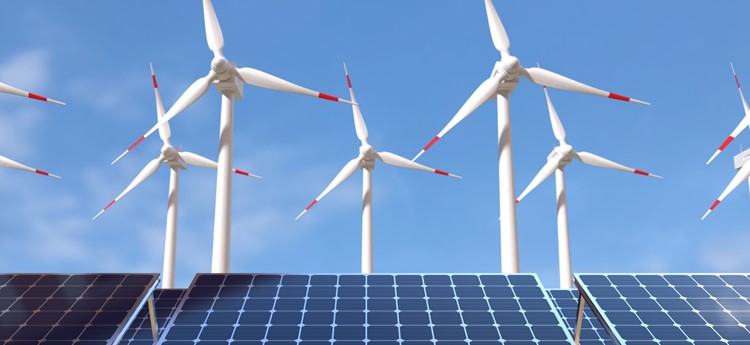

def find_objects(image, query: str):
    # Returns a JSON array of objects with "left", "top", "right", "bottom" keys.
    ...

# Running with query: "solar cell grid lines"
[
  {"left": 546, "top": 289, "right": 612, "bottom": 345},
  {"left": 159, "top": 273, "right": 574, "bottom": 344},
  {"left": 121, "top": 289, "right": 186, "bottom": 345},
  {"left": 0, "top": 273, "right": 158, "bottom": 345},
  {"left": 574, "top": 274, "right": 750, "bottom": 345}
]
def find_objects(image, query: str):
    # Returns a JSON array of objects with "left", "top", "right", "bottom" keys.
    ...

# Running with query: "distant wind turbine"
[
  {"left": 516, "top": 87, "right": 661, "bottom": 288},
  {"left": 411, "top": 0, "right": 649, "bottom": 272},
  {"left": 111, "top": 0, "right": 351, "bottom": 273},
  {"left": 296, "top": 65, "right": 460, "bottom": 273},
  {"left": 94, "top": 64, "right": 259, "bottom": 288},
  {"left": 0, "top": 79, "right": 64, "bottom": 178},
  {"left": 701, "top": 147, "right": 750, "bottom": 220},
  {"left": 706, "top": 63, "right": 750, "bottom": 165}
]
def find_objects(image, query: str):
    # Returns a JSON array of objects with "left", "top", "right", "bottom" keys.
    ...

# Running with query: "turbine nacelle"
[
  {"left": 548, "top": 144, "right": 573, "bottom": 168},
  {"left": 162, "top": 145, "right": 187, "bottom": 170},
  {"left": 211, "top": 56, "right": 231, "bottom": 75}
]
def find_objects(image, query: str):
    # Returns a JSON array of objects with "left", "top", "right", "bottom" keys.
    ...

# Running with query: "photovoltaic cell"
[
  {"left": 546, "top": 289, "right": 612, "bottom": 345},
  {"left": 120, "top": 289, "right": 186, "bottom": 345},
  {"left": 159, "top": 274, "right": 573, "bottom": 344},
  {"left": 575, "top": 273, "right": 750, "bottom": 345},
  {"left": 0, "top": 273, "right": 158, "bottom": 345}
]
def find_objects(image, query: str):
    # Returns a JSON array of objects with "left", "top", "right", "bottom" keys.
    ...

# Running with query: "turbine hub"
[
  {"left": 493, "top": 56, "right": 521, "bottom": 79},
  {"left": 161, "top": 145, "right": 178, "bottom": 160},
  {"left": 360, "top": 145, "right": 376, "bottom": 161},
  {"left": 211, "top": 56, "right": 230, "bottom": 74}
]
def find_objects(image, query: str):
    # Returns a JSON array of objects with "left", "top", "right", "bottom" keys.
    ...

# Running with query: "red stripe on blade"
[
  {"left": 346, "top": 75, "right": 352, "bottom": 89},
  {"left": 719, "top": 136, "right": 735, "bottom": 151},
  {"left": 736, "top": 75, "right": 741, "bottom": 89},
  {"left": 435, "top": 170, "right": 449, "bottom": 176},
  {"left": 515, "top": 200, "right": 519, "bottom": 204},
  {"left": 127, "top": 136, "right": 145, "bottom": 151},
  {"left": 709, "top": 200, "right": 720, "bottom": 211},
  {"left": 28, "top": 93, "right": 47, "bottom": 102},
  {"left": 608, "top": 93, "right": 631, "bottom": 102},
  {"left": 34, "top": 169, "right": 49, "bottom": 176},
  {"left": 104, "top": 200, "right": 116, "bottom": 211},
  {"left": 424, "top": 136, "right": 440, "bottom": 151},
  {"left": 305, "top": 200, "right": 318, "bottom": 211},
  {"left": 152, "top": 75, "right": 158, "bottom": 89},
  {"left": 234, "top": 169, "right": 249, "bottom": 176},
  {"left": 318, "top": 93, "right": 339, "bottom": 102},
  {"left": 634, "top": 170, "right": 649, "bottom": 176}
]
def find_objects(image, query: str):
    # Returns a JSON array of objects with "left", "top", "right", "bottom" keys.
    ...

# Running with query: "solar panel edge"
[
  {"left": 573, "top": 275, "right": 624, "bottom": 345},
  {"left": 110, "top": 274, "right": 160, "bottom": 345},
  {"left": 541, "top": 288, "right": 582, "bottom": 344}
]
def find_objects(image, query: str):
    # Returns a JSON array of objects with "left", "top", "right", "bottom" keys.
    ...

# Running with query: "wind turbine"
[
  {"left": 701, "top": 147, "right": 750, "bottom": 220},
  {"left": 515, "top": 88, "right": 661, "bottom": 288},
  {"left": 0, "top": 80, "right": 64, "bottom": 178},
  {"left": 411, "top": 0, "right": 649, "bottom": 273},
  {"left": 94, "top": 64, "right": 260, "bottom": 288},
  {"left": 111, "top": 0, "right": 351, "bottom": 273},
  {"left": 706, "top": 63, "right": 750, "bottom": 165},
  {"left": 295, "top": 65, "right": 461, "bottom": 273}
]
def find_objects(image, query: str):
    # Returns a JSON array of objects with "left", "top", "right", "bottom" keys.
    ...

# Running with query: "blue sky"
[{"left": 1, "top": 1, "right": 749, "bottom": 289}]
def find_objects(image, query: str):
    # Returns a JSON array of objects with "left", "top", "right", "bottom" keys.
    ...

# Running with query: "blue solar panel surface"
[
  {"left": 575, "top": 274, "right": 750, "bottom": 345},
  {"left": 0, "top": 273, "right": 158, "bottom": 345},
  {"left": 546, "top": 289, "right": 612, "bottom": 345},
  {"left": 121, "top": 289, "right": 186, "bottom": 345},
  {"left": 159, "top": 274, "right": 574, "bottom": 344}
]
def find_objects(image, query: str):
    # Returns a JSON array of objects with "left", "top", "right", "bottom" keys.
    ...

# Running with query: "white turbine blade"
[
  {"left": 576, "top": 151, "right": 662, "bottom": 178},
  {"left": 0, "top": 81, "right": 65, "bottom": 105},
  {"left": 543, "top": 87, "right": 566, "bottom": 142},
  {"left": 344, "top": 63, "right": 368, "bottom": 143},
  {"left": 111, "top": 71, "right": 216, "bottom": 165},
  {"left": 150, "top": 63, "right": 171, "bottom": 143},
  {"left": 412, "top": 75, "right": 501, "bottom": 162},
  {"left": 203, "top": 0, "right": 224, "bottom": 57},
  {"left": 236, "top": 67, "right": 353, "bottom": 104},
  {"left": 378, "top": 151, "right": 461, "bottom": 178},
  {"left": 706, "top": 117, "right": 750, "bottom": 165},
  {"left": 181, "top": 151, "right": 261, "bottom": 179},
  {"left": 516, "top": 156, "right": 560, "bottom": 203},
  {"left": 93, "top": 157, "right": 162, "bottom": 220},
  {"left": 524, "top": 67, "right": 650, "bottom": 106},
  {"left": 706, "top": 64, "right": 750, "bottom": 165},
  {"left": 0, "top": 155, "right": 60, "bottom": 178},
  {"left": 701, "top": 162, "right": 750, "bottom": 220},
  {"left": 484, "top": 0, "right": 510, "bottom": 57},
  {"left": 295, "top": 156, "right": 362, "bottom": 220}
]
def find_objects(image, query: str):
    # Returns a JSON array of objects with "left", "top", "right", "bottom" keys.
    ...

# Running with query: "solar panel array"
[
  {"left": 575, "top": 274, "right": 750, "bottom": 345},
  {"left": 0, "top": 273, "right": 158, "bottom": 345},
  {"left": 546, "top": 289, "right": 612, "bottom": 345},
  {"left": 120, "top": 289, "right": 186, "bottom": 345},
  {"left": 158, "top": 273, "right": 574, "bottom": 344}
]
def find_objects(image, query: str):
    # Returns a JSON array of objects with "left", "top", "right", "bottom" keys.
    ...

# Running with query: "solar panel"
[
  {"left": 0, "top": 273, "right": 158, "bottom": 344},
  {"left": 120, "top": 289, "right": 186, "bottom": 344},
  {"left": 159, "top": 273, "right": 573, "bottom": 344},
  {"left": 575, "top": 273, "right": 750, "bottom": 345},
  {"left": 547, "top": 289, "right": 612, "bottom": 345}
]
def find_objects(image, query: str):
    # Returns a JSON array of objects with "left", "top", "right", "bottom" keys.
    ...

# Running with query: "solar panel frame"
[
  {"left": 574, "top": 273, "right": 750, "bottom": 345},
  {"left": 158, "top": 273, "right": 575, "bottom": 344},
  {"left": 0, "top": 273, "right": 159, "bottom": 345},
  {"left": 120, "top": 288, "right": 186, "bottom": 345},
  {"left": 547, "top": 289, "right": 612, "bottom": 345}
]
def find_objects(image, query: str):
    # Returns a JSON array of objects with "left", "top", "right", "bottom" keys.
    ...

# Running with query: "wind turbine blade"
[
  {"left": 701, "top": 162, "right": 750, "bottom": 220},
  {"left": 412, "top": 75, "right": 501, "bottom": 162},
  {"left": 236, "top": 67, "right": 353, "bottom": 104},
  {"left": 543, "top": 87, "right": 566, "bottom": 142},
  {"left": 203, "top": 0, "right": 224, "bottom": 57},
  {"left": 576, "top": 151, "right": 662, "bottom": 178},
  {"left": 0, "top": 81, "right": 65, "bottom": 105},
  {"left": 484, "top": 0, "right": 510, "bottom": 57},
  {"left": 516, "top": 156, "right": 560, "bottom": 203},
  {"left": 706, "top": 64, "right": 750, "bottom": 165},
  {"left": 524, "top": 67, "right": 650, "bottom": 106},
  {"left": 378, "top": 151, "right": 461, "bottom": 178},
  {"left": 344, "top": 63, "right": 368, "bottom": 143},
  {"left": 181, "top": 151, "right": 261, "bottom": 178},
  {"left": 0, "top": 155, "right": 60, "bottom": 178},
  {"left": 111, "top": 71, "right": 216, "bottom": 165},
  {"left": 150, "top": 63, "right": 171, "bottom": 143},
  {"left": 93, "top": 157, "right": 162, "bottom": 220},
  {"left": 295, "top": 156, "right": 362, "bottom": 220}
]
